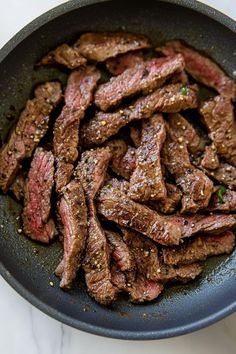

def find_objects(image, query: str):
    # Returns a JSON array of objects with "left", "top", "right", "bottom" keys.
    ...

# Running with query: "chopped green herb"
[
  {"left": 217, "top": 186, "right": 227, "bottom": 204},
  {"left": 180, "top": 86, "right": 188, "bottom": 95},
  {"left": 107, "top": 183, "right": 112, "bottom": 189}
]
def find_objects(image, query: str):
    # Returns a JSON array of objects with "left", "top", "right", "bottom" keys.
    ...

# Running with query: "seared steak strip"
[
  {"left": 201, "top": 144, "right": 220, "bottom": 170},
  {"left": 163, "top": 231, "right": 235, "bottom": 265},
  {"left": 206, "top": 189, "right": 236, "bottom": 213},
  {"left": 81, "top": 83, "right": 198, "bottom": 146},
  {"left": 129, "top": 114, "right": 167, "bottom": 202},
  {"left": 105, "top": 230, "right": 135, "bottom": 271},
  {"left": 54, "top": 66, "right": 100, "bottom": 191},
  {"left": 55, "top": 180, "right": 87, "bottom": 289},
  {"left": 162, "top": 124, "right": 213, "bottom": 213},
  {"left": 150, "top": 183, "right": 182, "bottom": 214},
  {"left": 97, "top": 179, "right": 181, "bottom": 246},
  {"left": 76, "top": 32, "right": 151, "bottom": 62},
  {"left": 0, "top": 82, "right": 62, "bottom": 193},
  {"left": 77, "top": 147, "right": 118, "bottom": 305},
  {"left": 168, "top": 213, "right": 236, "bottom": 238},
  {"left": 206, "top": 163, "right": 236, "bottom": 190},
  {"left": 39, "top": 44, "right": 87, "bottom": 69},
  {"left": 95, "top": 54, "right": 185, "bottom": 111},
  {"left": 157, "top": 40, "right": 236, "bottom": 99},
  {"left": 200, "top": 96, "right": 236, "bottom": 166},
  {"left": 155, "top": 263, "right": 203, "bottom": 283},
  {"left": 22, "top": 148, "right": 56, "bottom": 243},
  {"left": 106, "top": 51, "right": 144, "bottom": 76}
]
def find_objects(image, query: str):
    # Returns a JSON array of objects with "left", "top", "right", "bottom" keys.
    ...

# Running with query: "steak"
[
  {"left": 95, "top": 54, "right": 185, "bottom": 111},
  {"left": 155, "top": 263, "right": 203, "bottom": 283},
  {"left": 97, "top": 179, "right": 182, "bottom": 246},
  {"left": 55, "top": 180, "right": 88, "bottom": 289},
  {"left": 206, "top": 163, "right": 236, "bottom": 190},
  {"left": 168, "top": 213, "right": 236, "bottom": 238},
  {"left": 162, "top": 125, "right": 213, "bottom": 213},
  {"left": 167, "top": 113, "right": 204, "bottom": 154},
  {"left": 129, "top": 114, "right": 167, "bottom": 202},
  {"left": 22, "top": 148, "right": 56, "bottom": 243},
  {"left": 207, "top": 189, "right": 236, "bottom": 212},
  {"left": 76, "top": 32, "right": 151, "bottom": 62},
  {"left": 10, "top": 174, "right": 25, "bottom": 201},
  {"left": 127, "top": 276, "right": 163, "bottom": 303},
  {"left": 163, "top": 231, "right": 235, "bottom": 265},
  {"left": 39, "top": 43, "right": 87, "bottom": 69},
  {"left": 130, "top": 123, "right": 142, "bottom": 147},
  {"left": 105, "top": 230, "right": 135, "bottom": 271},
  {"left": 150, "top": 183, "right": 182, "bottom": 214},
  {"left": 81, "top": 83, "right": 199, "bottom": 146},
  {"left": 106, "top": 51, "right": 144, "bottom": 76},
  {"left": 53, "top": 66, "right": 100, "bottom": 191},
  {"left": 201, "top": 144, "right": 220, "bottom": 170},
  {"left": 200, "top": 96, "right": 236, "bottom": 166},
  {"left": 157, "top": 40, "right": 236, "bottom": 99},
  {"left": 0, "top": 81, "right": 62, "bottom": 193}
]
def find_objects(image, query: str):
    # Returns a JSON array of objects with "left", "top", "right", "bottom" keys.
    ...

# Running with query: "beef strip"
[
  {"left": 206, "top": 163, "right": 236, "bottom": 190},
  {"left": 127, "top": 276, "right": 163, "bottom": 303},
  {"left": 55, "top": 180, "right": 87, "bottom": 289},
  {"left": 201, "top": 144, "right": 220, "bottom": 170},
  {"left": 130, "top": 123, "right": 142, "bottom": 147},
  {"left": 167, "top": 113, "right": 204, "bottom": 154},
  {"left": 163, "top": 231, "right": 235, "bottom": 265},
  {"left": 77, "top": 147, "right": 118, "bottom": 304},
  {"left": 0, "top": 81, "right": 62, "bottom": 193},
  {"left": 76, "top": 32, "right": 151, "bottom": 62},
  {"left": 162, "top": 125, "right": 213, "bottom": 213},
  {"left": 170, "top": 70, "right": 189, "bottom": 85},
  {"left": 96, "top": 179, "right": 182, "bottom": 246},
  {"left": 206, "top": 189, "right": 236, "bottom": 212},
  {"left": 9, "top": 174, "right": 25, "bottom": 201},
  {"left": 155, "top": 263, "right": 203, "bottom": 283},
  {"left": 39, "top": 44, "right": 87, "bottom": 69},
  {"left": 107, "top": 139, "right": 136, "bottom": 179},
  {"left": 106, "top": 51, "right": 144, "bottom": 76},
  {"left": 53, "top": 66, "right": 100, "bottom": 191},
  {"left": 22, "top": 148, "right": 56, "bottom": 243},
  {"left": 95, "top": 54, "right": 185, "bottom": 111},
  {"left": 156, "top": 40, "right": 236, "bottom": 100},
  {"left": 200, "top": 96, "right": 236, "bottom": 166},
  {"left": 81, "top": 83, "right": 198, "bottom": 146},
  {"left": 129, "top": 114, "right": 167, "bottom": 202},
  {"left": 150, "top": 183, "right": 182, "bottom": 214},
  {"left": 105, "top": 230, "right": 135, "bottom": 271},
  {"left": 168, "top": 213, "right": 236, "bottom": 238}
]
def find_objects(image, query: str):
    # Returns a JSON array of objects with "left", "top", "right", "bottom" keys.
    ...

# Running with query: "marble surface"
[{"left": 0, "top": 1, "right": 235, "bottom": 353}]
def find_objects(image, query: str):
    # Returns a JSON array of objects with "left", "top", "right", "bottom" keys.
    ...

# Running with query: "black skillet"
[{"left": 0, "top": 0, "right": 235, "bottom": 340}]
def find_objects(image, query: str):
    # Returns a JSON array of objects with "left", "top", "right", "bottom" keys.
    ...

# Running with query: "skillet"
[{"left": 0, "top": 0, "right": 235, "bottom": 340}]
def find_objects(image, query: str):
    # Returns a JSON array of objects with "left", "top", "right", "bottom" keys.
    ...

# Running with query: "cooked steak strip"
[
  {"left": 22, "top": 148, "right": 56, "bottom": 243},
  {"left": 55, "top": 180, "right": 87, "bottom": 289},
  {"left": 106, "top": 51, "right": 144, "bottom": 76},
  {"left": 206, "top": 189, "right": 236, "bottom": 213},
  {"left": 155, "top": 263, "right": 203, "bottom": 283},
  {"left": 95, "top": 54, "right": 185, "bottom": 111},
  {"left": 163, "top": 231, "right": 235, "bottom": 265},
  {"left": 81, "top": 83, "right": 198, "bottom": 146},
  {"left": 76, "top": 32, "right": 151, "bottom": 62},
  {"left": 0, "top": 82, "right": 62, "bottom": 193},
  {"left": 150, "top": 183, "right": 182, "bottom": 214},
  {"left": 128, "top": 276, "right": 163, "bottom": 303},
  {"left": 162, "top": 125, "right": 213, "bottom": 213},
  {"left": 206, "top": 163, "right": 236, "bottom": 190},
  {"left": 9, "top": 174, "right": 25, "bottom": 201},
  {"left": 53, "top": 66, "right": 100, "bottom": 191},
  {"left": 97, "top": 179, "right": 181, "bottom": 246},
  {"left": 200, "top": 96, "right": 236, "bottom": 166},
  {"left": 105, "top": 230, "right": 135, "bottom": 271},
  {"left": 168, "top": 213, "right": 236, "bottom": 238},
  {"left": 129, "top": 114, "right": 167, "bottom": 202},
  {"left": 167, "top": 113, "right": 204, "bottom": 154},
  {"left": 170, "top": 70, "right": 189, "bottom": 85},
  {"left": 39, "top": 44, "right": 87, "bottom": 69},
  {"left": 130, "top": 123, "right": 142, "bottom": 147},
  {"left": 77, "top": 147, "right": 118, "bottom": 304},
  {"left": 201, "top": 144, "right": 220, "bottom": 170},
  {"left": 157, "top": 40, "right": 236, "bottom": 99}
]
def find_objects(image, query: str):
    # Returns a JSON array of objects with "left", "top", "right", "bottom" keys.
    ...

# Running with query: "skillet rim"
[{"left": 0, "top": 0, "right": 235, "bottom": 340}]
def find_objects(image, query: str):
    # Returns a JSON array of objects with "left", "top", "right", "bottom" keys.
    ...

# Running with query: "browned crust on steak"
[
  {"left": 150, "top": 183, "right": 182, "bottom": 214},
  {"left": 106, "top": 51, "right": 144, "bottom": 76},
  {"left": 201, "top": 144, "right": 220, "bottom": 170},
  {"left": 206, "top": 189, "right": 236, "bottom": 213}
]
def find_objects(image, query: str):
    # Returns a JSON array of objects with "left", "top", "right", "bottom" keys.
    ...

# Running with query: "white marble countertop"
[{"left": 0, "top": 1, "right": 235, "bottom": 353}]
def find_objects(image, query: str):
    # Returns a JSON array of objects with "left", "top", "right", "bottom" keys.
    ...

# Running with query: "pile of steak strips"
[{"left": 1, "top": 32, "right": 236, "bottom": 305}]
